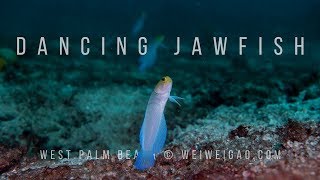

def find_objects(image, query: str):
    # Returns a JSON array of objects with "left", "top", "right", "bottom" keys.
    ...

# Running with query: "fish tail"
[{"left": 134, "top": 150, "right": 155, "bottom": 170}]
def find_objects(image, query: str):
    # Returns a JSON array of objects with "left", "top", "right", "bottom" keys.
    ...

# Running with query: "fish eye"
[{"left": 161, "top": 77, "right": 166, "bottom": 81}]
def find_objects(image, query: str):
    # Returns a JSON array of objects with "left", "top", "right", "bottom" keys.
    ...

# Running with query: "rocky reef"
[
  {"left": 1, "top": 98, "right": 320, "bottom": 179},
  {"left": 0, "top": 46, "right": 320, "bottom": 178}
]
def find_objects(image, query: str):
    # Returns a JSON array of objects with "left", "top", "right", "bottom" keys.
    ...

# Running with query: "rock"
[
  {"left": 277, "top": 120, "right": 312, "bottom": 143},
  {"left": 0, "top": 145, "right": 25, "bottom": 174},
  {"left": 229, "top": 125, "right": 249, "bottom": 139}
]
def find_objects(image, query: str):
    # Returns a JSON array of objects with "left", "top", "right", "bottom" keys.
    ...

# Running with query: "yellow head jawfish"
[{"left": 134, "top": 76, "right": 183, "bottom": 170}]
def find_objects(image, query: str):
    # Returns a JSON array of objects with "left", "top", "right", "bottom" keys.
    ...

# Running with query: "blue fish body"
[
  {"left": 132, "top": 13, "right": 146, "bottom": 37},
  {"left": 134, "top": 76, "right": 172, "bottom": 170},
  {"left": 138, "top": 36, "right": 164, "bottom": 72}
]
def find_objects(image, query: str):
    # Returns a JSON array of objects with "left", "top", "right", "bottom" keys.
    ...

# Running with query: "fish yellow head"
[
  {"left": 154, "top": 76, "right": 172, "bottom": 94},
  {"left": 0, "top": 58, "right": 6, "bottom": 71}
]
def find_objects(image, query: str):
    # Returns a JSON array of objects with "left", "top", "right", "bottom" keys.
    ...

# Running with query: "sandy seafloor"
[{"left": 0, "top": 42, "right": 320, "bottom": 179}]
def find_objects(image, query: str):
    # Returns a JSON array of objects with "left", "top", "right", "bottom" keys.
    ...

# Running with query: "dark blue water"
[{"left": 1, "top": 0, "right": 319, "bottom": 38}]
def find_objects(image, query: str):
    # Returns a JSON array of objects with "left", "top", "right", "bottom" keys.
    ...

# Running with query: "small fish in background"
[
  {"left": 131, "top": 12, "right": 146, "bottom": 37},
  {"left": 138, "top": 36, "right": 165, "bottom": 72},
  {"left": 134, "top": 76, "right": 183, "bottom": 170}
]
